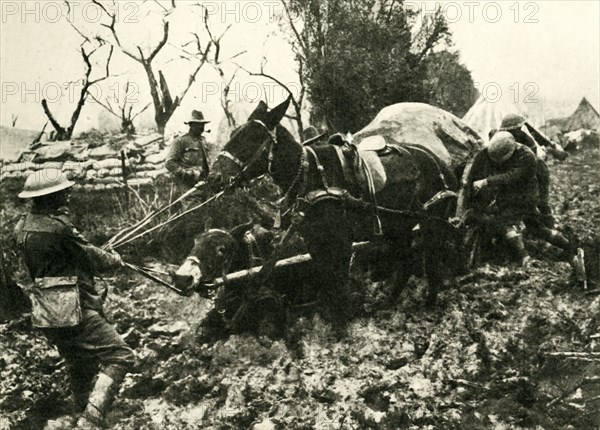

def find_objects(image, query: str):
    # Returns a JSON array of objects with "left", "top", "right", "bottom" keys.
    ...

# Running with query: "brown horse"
[{"left": 210, "top": 98, "right": 460, "bottom": 317}]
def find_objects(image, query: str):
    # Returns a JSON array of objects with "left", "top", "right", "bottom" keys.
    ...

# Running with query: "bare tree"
[
  {"left": 89, "top": 80, "right": 151, "bottom": 136},
  {"left": 41, "top": 41, "right": 113, "bottom": 141},
  {"left": 204, "top": 17, "right": 246, "bottom": 130},
  {"left": 36, "top": 1, "right": 115, "bottom": 141},
  {"left": 237, "top": 52, "right": 307, "bottom": 140},
  {"left": 91, "top": 0, "right": 214, "bottom": 137}
]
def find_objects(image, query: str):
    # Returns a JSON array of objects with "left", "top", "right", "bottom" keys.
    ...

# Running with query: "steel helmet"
[
  {"left": 499, "top": 113, "right": 527, "bottom": 131},
  {"left": 18, "top": 168, "right": 75, "bottom": 199},
  {"left": 488, "top": 131, "right": 517, "bottom": 164}
]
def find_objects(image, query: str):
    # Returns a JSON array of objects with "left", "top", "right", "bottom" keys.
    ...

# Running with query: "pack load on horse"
[{"left": 209, "top": 98, "right": 484, "bottom": 320}]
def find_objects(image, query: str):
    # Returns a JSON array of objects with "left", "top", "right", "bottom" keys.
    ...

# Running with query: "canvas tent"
[
  {"left": 563, "top": 97, "right": 600, "bottom": 132},
  {"left": 462, "top": 95, "right": 546, "bottom": 142}
]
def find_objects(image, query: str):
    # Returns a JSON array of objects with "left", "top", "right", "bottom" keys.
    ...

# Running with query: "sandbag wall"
[{"left": 0, "top": 134, "right": 169, "bottom": 191}]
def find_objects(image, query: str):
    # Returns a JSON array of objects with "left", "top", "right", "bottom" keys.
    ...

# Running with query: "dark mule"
[
  {"left": 172, "top": 221, "right": 274, "bottom": 294},
  {"left": 210, "top": 98, "right": 459, "bottom": 317}
]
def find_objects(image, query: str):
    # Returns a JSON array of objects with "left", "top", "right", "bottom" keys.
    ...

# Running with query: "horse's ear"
[
  {"left": 248, "top": 101, "right": 269, "bottom": 121},
  {"left": 265, "top": 96, "right": 291, "bottom": 129},
  {"left": 229, "top": 219, "right": 254, "bottom": 241},
  {"left": 203, "top": 217, "right": 213, "bottom": 232}
]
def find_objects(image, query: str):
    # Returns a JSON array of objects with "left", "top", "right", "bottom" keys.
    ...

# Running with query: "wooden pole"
[
  {"left": 206, "top": 241, "right": 375, "bottom": 288},
  {"left": 120, "top": 150, "right": 129, "bottom": 211}
]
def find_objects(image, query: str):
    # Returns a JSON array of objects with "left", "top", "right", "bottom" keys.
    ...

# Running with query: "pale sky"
[{"left": 0, "top": 0, "right": 598, "bottom": 137}]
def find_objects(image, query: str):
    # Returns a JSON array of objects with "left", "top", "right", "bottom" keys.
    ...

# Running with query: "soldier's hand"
[
  {"left": 110, "top": 250, "right": 125, "bottom": 267},
  {"left": 184, "top": 169, "right": 202, "bottom": 182},
  {"left": 472, "top": 179, "right": 488, "bottom": 194}
]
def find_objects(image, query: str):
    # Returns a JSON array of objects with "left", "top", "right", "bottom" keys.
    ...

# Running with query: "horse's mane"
[{"left": 274, "top": 124, "right": 299, "bottom": 147}]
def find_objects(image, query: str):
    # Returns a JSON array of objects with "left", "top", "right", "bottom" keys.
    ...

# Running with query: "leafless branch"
[
  {"left": 237, "top": 57, "right": 305, "bottom": 135},
  {"left": 146, "top": 0, "right": 168, "bottom": 12},
  {"left": 64, "top": 1, "right": 90, "bottom": 44},
  {"left": 89, "top": 44, "right": 114, "bottom": 85},
  {"left": 281, "top": 0, "right": 307, "bottom": 55},
  {"left": 148, "top": 21, "right": 170, "bottom": 62}
]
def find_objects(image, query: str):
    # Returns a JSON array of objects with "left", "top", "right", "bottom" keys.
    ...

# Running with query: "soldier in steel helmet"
[
  {"left": 468, "top": 131, "right": 572, "bottom": 265},
  {"left": 494, "top": 113, "right": 568, "bottom": 227},
  {"left": 14, "top": 169, "right": 134, "bottom": 429},
  {"left": 166, "top": 110, "right": 211, "bottom": 189}
]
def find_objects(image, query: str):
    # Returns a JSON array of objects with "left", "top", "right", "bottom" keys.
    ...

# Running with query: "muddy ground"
[{"left": 1, "top": 144, "right": 599, "bottom": 429}]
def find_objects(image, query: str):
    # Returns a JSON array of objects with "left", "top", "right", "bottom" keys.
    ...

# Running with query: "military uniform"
[
  {"left": 470, "top": 133, "right": 571, "bottom": 262},
  {"left": 15, "top": 207, "right": 134, "bottom": 417},
  {"left": 497, "top": 114, "right": 558, "bottom": 222},
  {"left": 166, "top": 134, "right": 210, "bottom": 188},
  {"left": 472, "top": 143, "right": 539, "bottom": 220}
]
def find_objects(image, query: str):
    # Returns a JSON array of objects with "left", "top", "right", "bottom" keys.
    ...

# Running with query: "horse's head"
[
  {"left": 171, "top": 229, "right": 238, "bottom": 292},
  {"left": 231, "top": 222, "right": 275, "bottom": 266},
  {"left": 210, "top": 97, "right": 292, "bottom": 187}
]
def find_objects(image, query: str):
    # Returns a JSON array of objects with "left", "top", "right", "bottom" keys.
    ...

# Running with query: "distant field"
[{"left": 0, "top": 126, "right": 39, "bottom": 162}]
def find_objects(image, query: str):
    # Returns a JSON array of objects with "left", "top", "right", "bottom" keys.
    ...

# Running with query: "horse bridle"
[
  {"left": 216, "top": 119, "right": 317, "bottom": 206},
  {"left": 217, "top": 120, "right": 278, "bottom": 178}
]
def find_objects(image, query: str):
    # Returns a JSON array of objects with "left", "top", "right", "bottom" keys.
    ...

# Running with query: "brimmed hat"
[
  {"left": 185, "top": 110, "right": 210, "bottom": 124},
  {"left": 488, "top": 131, "right": 517, "bottom": 164},
  {"left": 499, "top": 113, "right": 526, "bottom": 131},
  {"left": 18, "top": 168, "right": 75, "bottom": 199}
]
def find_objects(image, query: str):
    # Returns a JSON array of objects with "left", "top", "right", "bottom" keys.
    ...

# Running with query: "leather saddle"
[{"left": 328, "top": 133, "right": 395, "bottom": 234}]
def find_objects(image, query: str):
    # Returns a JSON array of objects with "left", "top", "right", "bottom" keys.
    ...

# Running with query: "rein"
[{"left": 104, "top": 122, "right": 277, "bottom": 250}]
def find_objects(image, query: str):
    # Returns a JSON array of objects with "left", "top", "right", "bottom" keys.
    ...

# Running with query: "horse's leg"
[
  {"left": 385, "top": 234, "right": 415, "bottom": 302},
  {"left": 300, "top": 202, "right": 353, "bottom": 326},
  {"left": 420, "top": 219, "right": 448, "bottom": 307}
]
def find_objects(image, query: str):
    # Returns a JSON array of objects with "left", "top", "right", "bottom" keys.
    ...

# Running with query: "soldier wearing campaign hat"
[{"left": 166, "top": 110, "right": 211, "bottom": 188}]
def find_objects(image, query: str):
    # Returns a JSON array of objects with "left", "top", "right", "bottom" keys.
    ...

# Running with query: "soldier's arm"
[
  {"left": 61, "top": 224, "right": 122, "bottom": 272},
  {"left": 526, "top": 123, "right": 568, "bottom": 160},
  {"left": 165, "top": 138, "right": 186, "bottom": 175},
  {"left": 486, "top": 150, "right": 536, "bottom": 187},
  {"left": 166, "top": 138, "right": 202, "bottom": 181}
]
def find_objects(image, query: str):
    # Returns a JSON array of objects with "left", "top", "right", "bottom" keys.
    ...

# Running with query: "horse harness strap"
[
  {"left": 242, "top": 231, "right": 263, "bottom": 268},
  {"left": 217, "top": 120, "right": 278, "bottom": 177},
  {"left": 355, "top": 147, "right": 384, "bottom": 235},
  {"left": 298, "top": 146, "right": 311, "bottom": 198},
  {"left": 304, "top": 146, "right": 329, "bottom": 189},
  {"left": 218, "top": 151, "right": 244, "bottom": 169},
  {"left": 405, "top": 144, "right": 450, "bottom": 190},
  {"left": 279, "top": 145, "right": 309, "bottom": 205}
]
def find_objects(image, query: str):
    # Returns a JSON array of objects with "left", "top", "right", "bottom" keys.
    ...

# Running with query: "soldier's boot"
[
  {"left": 548, "top": 230, "right": 572, "bottom": 252},
  {"left": 75, "top": 371, "right": 123, "bottom": 429},
  {"left": 43, "top": 416, "right": 77, "bottom": 430},
  {"left": 43, "top": 365, "right": 95, "bottom": 429},
  {"left": 505, "top": 230, "right": 530, "bottom": 265},
  {"left": 538, "top": 204, "right": 555, "bottom": 228},
  {"left": 541, "top": 228, "right": 575, "bottom": 260},
  {"left": 70, "top": 366, "right": 97, "bottom": 413}
]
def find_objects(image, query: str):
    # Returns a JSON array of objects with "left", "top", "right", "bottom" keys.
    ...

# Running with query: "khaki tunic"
[{"left": 165, "top": 133, "right": 210, "bottom": 188}]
